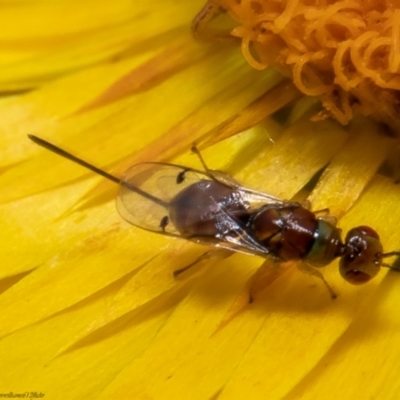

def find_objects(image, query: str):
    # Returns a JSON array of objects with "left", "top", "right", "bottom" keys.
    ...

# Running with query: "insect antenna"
[
  {"left": 27, "top": 134, "right": 169, "bottom": 208},
  {"left": 28, "top": 134, "right": 121, "bottom": 184},
  {"left": 380, "top": 251, "right": 400, "bottom": 258},
  {"left": 380, "top": 251, "right": 400, "bottom": 271}
]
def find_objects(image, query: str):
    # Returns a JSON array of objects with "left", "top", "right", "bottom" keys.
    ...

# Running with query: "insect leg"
[
  {"left": 192, "top": 1, "right": 235, "bottom": 43},
  {"left": 159, "top": 216, "right": 169, "bottom": 232},
  {"left": 317, "top": 215, "right": 338, "bottom": 226},
  {"left": 313, "top": 208, "right": 330, "bottom": 216},
  {"left": 191, "top": 146, "right": 243, "bottom": 187},
  {"left": 247, "top": 259, "right": 292, "bottom": 303},
  {"left": 301, "top": 200, "right": 312, "bottom": 209},
  {"left": 173, "top": 249, "right": 232, "bottom": 277},
  {"left": 298, "top": 263, "right": 337, "bottom": 299},
  {"left": 192, "top": 1, "right": 219, "bottom": 38}
]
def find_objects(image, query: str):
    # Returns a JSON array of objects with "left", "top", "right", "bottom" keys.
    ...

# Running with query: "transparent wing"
[
  {"left": 228, "top": 182, "right": 298, "bottom": 210},
  {"left": 187, "top": 222, "right": 272, "bottom": 258},
  {"left": 116, "top": 162, "right": 211, "bottom": 235},
  {"left": 116, "top": 161, "right": 295, "bottom": 258},
  {"left": 204, "top": 168, "right": 298, "bottom": 210}
]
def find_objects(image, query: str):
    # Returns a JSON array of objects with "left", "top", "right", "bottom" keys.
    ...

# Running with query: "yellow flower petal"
[{"left": 1, "top": 1, "right": 400, "bottom": 400}]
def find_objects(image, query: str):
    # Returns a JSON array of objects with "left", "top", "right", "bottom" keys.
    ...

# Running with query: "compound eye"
[
  {"left": 354, "top": 225, "right": 380, "bottom": 240},
  {"left": 339, "top": 264, "right": 378, "bottom": 285}
]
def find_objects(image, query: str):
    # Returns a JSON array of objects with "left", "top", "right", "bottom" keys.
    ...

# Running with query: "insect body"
[{"left": 28, "top": 135, "right": 400, "bottom": 295}]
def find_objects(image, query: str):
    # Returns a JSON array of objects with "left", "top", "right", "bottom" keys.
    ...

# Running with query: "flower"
[{"left": 0, "top": 1, "right": 400, "bottom": 399}]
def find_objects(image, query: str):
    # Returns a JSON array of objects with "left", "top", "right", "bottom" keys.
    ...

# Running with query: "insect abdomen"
[{"left": 169, "top": 180, "right": 245, "bottom": 237}]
